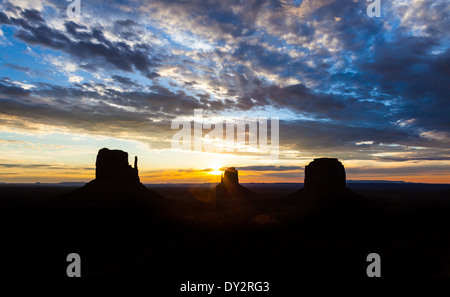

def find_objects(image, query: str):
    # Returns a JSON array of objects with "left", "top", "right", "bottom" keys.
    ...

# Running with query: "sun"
[{"left": 209, "top": 162, "right": 223, "bottom": 175}]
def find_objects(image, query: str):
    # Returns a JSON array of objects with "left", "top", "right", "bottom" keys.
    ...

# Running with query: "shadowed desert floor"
[{"left": 0, "top": 182, "right": 449, "bottom": 277}]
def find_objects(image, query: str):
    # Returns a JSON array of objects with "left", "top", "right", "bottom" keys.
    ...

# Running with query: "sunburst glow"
[{"left": 209, "top": 162, "right": 223, "bottom": 175}]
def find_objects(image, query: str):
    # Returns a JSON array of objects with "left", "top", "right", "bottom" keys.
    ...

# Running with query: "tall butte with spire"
[
  {"left": 62, "top": 148, "right": 162, "bottom": 204},
  {"left": 95, "top": 148, "right": 140, "bottom": 182}
]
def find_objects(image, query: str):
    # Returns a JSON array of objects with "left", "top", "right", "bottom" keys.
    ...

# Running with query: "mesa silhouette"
[{"left": 288, "top": 158, "right": 361, "bottom": 212}]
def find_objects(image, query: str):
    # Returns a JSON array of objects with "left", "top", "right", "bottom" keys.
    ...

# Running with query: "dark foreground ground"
[{"left": 0, "top": 183, "right": 449, "bottom": 278}]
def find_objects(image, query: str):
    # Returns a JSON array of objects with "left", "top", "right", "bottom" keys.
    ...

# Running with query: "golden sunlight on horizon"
[
  {"left": 1, "top": 139, "right": 450, "bottom": 184},
  {"left": 208, "top": 162, "right": 224, "bottom": 176}
]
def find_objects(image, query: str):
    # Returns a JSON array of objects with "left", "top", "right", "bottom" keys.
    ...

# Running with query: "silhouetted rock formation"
[
  {"left": 221, "top": 167, "right": 239, "bottom": 185},
  {"left": 288, "top": 158, "right": 360, "bottom": 212},
  {"left": 96, "top": 148, "right": 139, "bottom": 182},
  {"left": 62, "top": 148, "right": 163, "bottom": 205},
  {"left": 304, "top": 158, "right": 345, "bottom": 189},
  {"left": 210, "top": 167, "right": 255, "bottom": 204}
]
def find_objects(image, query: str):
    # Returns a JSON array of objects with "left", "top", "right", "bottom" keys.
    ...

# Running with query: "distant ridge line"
[{"left": 1, "top": 181, "right": 450, "bottom": 186}]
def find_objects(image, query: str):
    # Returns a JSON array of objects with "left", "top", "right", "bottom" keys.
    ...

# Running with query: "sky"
[{"left": 0, "top": 0, "right": 449, "bottom": 184}]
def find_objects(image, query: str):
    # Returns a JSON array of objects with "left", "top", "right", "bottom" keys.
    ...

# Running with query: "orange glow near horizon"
[
  {"left": 1, "top": 168, "right": 450, "bottom": 184},
  {"left": 208, "top": 162, "right": 224, "bottom": 176},
  {"left": 1, "top": 144, "right": 450, "bottom": 184}
]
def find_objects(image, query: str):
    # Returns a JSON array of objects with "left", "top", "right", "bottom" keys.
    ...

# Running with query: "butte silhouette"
[
  {"left": 62, "top": 148, "right": 163, "bottom": 205},
  {"left": 209, "top": 167, "right": 255, "bottom": 205},
  {"left": 288, "top": 158, "right": 360, "bottom": 212}
]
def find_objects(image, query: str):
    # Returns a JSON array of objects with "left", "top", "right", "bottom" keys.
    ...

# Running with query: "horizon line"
[{"left": 1, "top": 180, "right": 450, "bottom": 185}]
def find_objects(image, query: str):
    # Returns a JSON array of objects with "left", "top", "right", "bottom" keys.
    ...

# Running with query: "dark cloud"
[
  {"left": 2, "top": 8, "right": 159, "bottom": 77},
  {"left": 0, "top": 163, "right": 94, "bottom": 170},
  {"left": 0, "top": 79, "right": 31, "bottom": 97},
  {"left": 0, "top": 78, "right": 224, "bottom": 148},
  {"left": 236, "top": 165, "right": 303, "bottom": 172},
  {"left": 277, "top": 118, "right": 449, "bottom": 162},
  {"left": 112, "top": 19, "right": 150, "bottom": 42},
  {"left": 21, "top": 9, "right": 45, "bottom": 24},
  {"left": 231, "top": 41, "right": 294, "bottom": 73},
  {"left": 347, "top": 164, "right": 450, "bottom": 176},
  {"left": 0, "top": 11, "right": 11, "bottom": 24},
  {"left": 64, "top": 21, "right": 91, "bottom": 41},
  {"left": 141, "top": 0, "right": 264, "bottom": 40},
  {"left": 360, "top": 33, "right": 450, "bottom": 133},
  {"left": 375, "top": 156, "right": 450, "bottom": 162},
  {"left": 111, "top": 75, "right": 138, "bottom": 87},
  {"left": 2, "top": 63, "right": 31, "bottom": 72}
]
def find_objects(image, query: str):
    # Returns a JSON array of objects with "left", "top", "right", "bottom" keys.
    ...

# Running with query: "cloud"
[
  {"left": 0, "top": 78, "right": 32, "bottom": 97},
  {"left": 3, "top": 63, "right": 31, "bottom": 72},
  {"left": 0, "top": 163, "right": 93, "bottom": 170},
  {"left": 2, "top": 7, "right": 160, "bottom": 78},
  {"left": 235, "top": 165, "right": 303, "bottom": 172},
  {"left": 111, "top": 75, "right": 138, "bottom": 87},
  {"left": 68, "top": 75, "right": 83, "bottom": 83}
]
